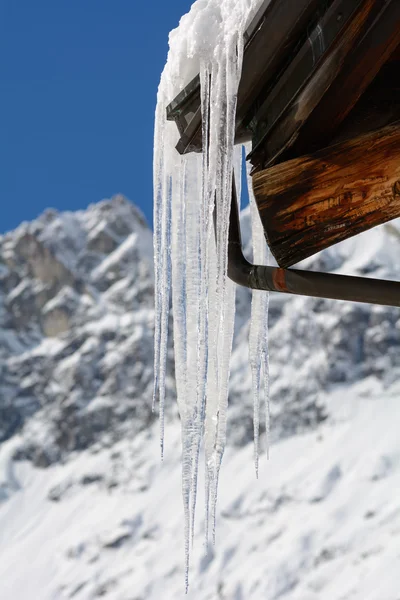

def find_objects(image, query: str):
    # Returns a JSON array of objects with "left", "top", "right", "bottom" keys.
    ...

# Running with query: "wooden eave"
[{"left": 166, "top": 0, "right": 400, "bottom": 172}]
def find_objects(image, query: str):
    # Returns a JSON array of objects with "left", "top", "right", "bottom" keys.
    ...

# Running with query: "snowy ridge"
[{"left": 0, "top": 195, "right": 157, "bottom": 467}]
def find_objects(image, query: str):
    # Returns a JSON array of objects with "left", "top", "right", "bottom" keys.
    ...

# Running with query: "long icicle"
[
  {"left": 209, "top": 29, "right": 243, "bottom": 545},
  {"left": 189, "top": 63, "right": 213, "bottom": 550},
  {"left": 154, "top": 0, "right": 266, "bottom": 587},
  {"left": 158, "top": 175, "right": 172, "bottom": 460},
  {"left": 247, "top": 155, "right": 271, "bottom": 469}
]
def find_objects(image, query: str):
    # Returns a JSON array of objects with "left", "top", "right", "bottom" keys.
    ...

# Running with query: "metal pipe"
[{"left": 228, "top": 178, "right": 400, "bottom": 307}]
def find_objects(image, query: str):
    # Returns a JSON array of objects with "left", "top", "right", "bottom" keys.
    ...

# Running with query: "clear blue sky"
[{"left": 0, "top": 0, "right": 192, "bottom": 233}]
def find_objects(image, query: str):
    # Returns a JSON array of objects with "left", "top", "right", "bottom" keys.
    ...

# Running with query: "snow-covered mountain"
[
  {"left": 0, "top": 196, "right": 158, "bottom": 471},
  {"left": 1, "top": 196, "right": 400, "bottom": 600}
]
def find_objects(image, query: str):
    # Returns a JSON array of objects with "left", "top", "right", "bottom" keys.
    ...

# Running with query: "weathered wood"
[
  {"left": 252, "top": 122, "right": 400, "bottom": 267},
  {"left": 228, "top": 174, "right": 400, "bottom": 307},
  {"left": 228, "top": 178, "right": 400, "bottom": 306},
  {"left": 330, "top": 60, "right": 400, "bottom": 144},
  {"left": 248, "top": 0, "right": 382, "bottom": 171},
  {"left": 282, "top": 0, "right": 400, "bottom": 161},
  {"left": 236, "top": 0, "right": 323, "bottom": 137},
  {"left": 167, "top": 0, "right": 323, "bottom": 153},
  {"left": 390, "top": 42, "right": 400, "bottom": 62},
  {"left": 248, "top": 0, "right": 374, "bottom": 170}
]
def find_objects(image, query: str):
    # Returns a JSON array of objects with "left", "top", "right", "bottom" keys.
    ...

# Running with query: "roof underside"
[{"left": 167, "top": 0, "right": 400, "bottom": 173}]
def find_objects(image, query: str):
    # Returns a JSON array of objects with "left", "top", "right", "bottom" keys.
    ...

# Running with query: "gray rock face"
[{"left": 0, "top": 196, "right": 159, "bottom": 466}]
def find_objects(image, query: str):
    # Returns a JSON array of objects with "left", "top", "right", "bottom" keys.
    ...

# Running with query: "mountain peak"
[{"left": 0, "top": 196, "right": 156, "bottom": 468}]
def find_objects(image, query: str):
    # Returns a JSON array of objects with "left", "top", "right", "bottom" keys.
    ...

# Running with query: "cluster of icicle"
[{"left": 153, "top": 0, "right": 268, "bottom": 590}]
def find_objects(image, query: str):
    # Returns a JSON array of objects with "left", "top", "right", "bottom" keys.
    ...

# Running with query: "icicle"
[
  {"left": 171, "top": 160, "right": 193, "bottom": 591},
  {"left": 153, "top": 0, "right": 267, "bottom": 589},
  {"left": 247, "top": 154, "right": 271, "bottom": 469},
  {"left": 159, "top": 177, "right": 173, "bottom": 460},
  {"left": 180, "top": 157, "right": 202, "bottom": 587},
  {"left": 187, "top": 64, "right": 212, "bottom": 550},
  {"left": 152, "top": 108, "right": 172, "bottom": 460},
  {"left": 264, "top": 294, "right": 271, "bottom": 460}
]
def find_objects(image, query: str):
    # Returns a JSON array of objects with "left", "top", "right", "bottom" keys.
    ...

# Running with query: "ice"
[
  {"left": 247, "top": 157, "right": 270, "bottom": 474},
  {"left": 153, "top": 0, "right": 267, "bottom": 587},
  {"left": 152, "top": 135, "right": 173, "bottom": 460}
]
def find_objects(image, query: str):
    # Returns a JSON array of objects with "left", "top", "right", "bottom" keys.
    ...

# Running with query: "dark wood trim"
[
  {"left": 236, "top": 0, "right": 325, "bottom": 136},
  {"left": 331, "top": 61, "right": 400, "bottom": 145},
  {"left": 167, "top": 0, "right": 326, "bottom": 154},
  {"left": 248, "top": 0, "right": 379, "bottom": 170},
  {"left": 283, "top": 0, "right": 400, "bottom": 160}
]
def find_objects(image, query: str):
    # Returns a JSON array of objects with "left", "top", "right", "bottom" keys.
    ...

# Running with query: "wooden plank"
[
  {"left": 330, "top": 60, "right": 400, "bottom": 145},
  {"left": 252, "top": 121, "right": 400, "bottom": 267},
  {"left": 284, "top": 0, "right": 400, "bottom": 160},
  {"left": 167, "top": 0, "right": 399, "bottom": 162},
  {"left": 236, "top": 0, "right": 323, "bottom": 136},
  {"left": 167, "top": 0, "right": 324, "bottom": 153},
  {"left": 175, "top": 106, "right": 202, "bottom": 155},
  {"left": 248, "top": 0, "right": 377, "bottom": 171}
]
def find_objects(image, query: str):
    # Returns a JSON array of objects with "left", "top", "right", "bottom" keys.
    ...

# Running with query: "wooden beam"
[
  {"left": 331, "top": 61, "right": 400, "bottom": 144},
  {"left": 167, "top": 0, "right": 323, "bottom": 154},
  {"left": 283, "top": 0, "right": 400, "bottom": 160},
  {"left": 236, "top": 0, "right": 323, "bottom": 136},
  {"left": 248, "top": 0, "right": 378, "bottom": 171},
  {"left": 389, "top": 42, "right": 400, "bottom": 62},
  {"left": 252, "top": 121, "right": 400, "bottom": 267}
]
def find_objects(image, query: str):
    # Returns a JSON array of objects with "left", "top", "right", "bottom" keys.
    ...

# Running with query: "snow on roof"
[{"left": 164, "top": 0, "right": 265, "bottom": 95}]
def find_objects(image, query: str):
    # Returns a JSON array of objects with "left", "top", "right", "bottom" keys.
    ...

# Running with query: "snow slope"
[
  {"left": 1, "top": 386, "right": 400, "bottom": 600},
  {"left": 1, "top": 199, "right": 400, "bottom": 598}
]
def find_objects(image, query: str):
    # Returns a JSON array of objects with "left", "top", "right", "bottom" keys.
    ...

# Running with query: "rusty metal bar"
[{"left": 228, "top": 178, "right": 400, "bottom": 307}]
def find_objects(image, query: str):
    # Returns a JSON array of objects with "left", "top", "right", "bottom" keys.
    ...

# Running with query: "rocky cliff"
[{"left": 0, "top": 196, "right": 157, "bottom": 468}]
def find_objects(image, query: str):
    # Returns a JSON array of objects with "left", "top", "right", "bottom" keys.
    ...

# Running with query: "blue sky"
[{"left": 0, "top": 0, "right": 192, "bottom": 233}]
